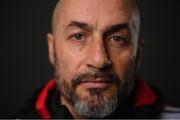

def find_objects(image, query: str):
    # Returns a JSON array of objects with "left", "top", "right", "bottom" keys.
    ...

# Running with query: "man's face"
[{"left": 48, "top": 0, "right": 139, "bottom": 118}]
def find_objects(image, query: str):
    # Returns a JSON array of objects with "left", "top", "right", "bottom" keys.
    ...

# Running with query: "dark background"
[{"left": 1, "top": 0, "right": 179, "bottom": 117}]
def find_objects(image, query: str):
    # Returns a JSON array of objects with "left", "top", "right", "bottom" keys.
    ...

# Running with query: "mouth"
[{"left": 79, "top": 77, "right": 113, "bottom": 89}]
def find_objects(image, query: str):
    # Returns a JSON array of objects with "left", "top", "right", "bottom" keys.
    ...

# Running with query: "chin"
[{"left": 72, "top": 87, "right": 119, "bottom": 118}]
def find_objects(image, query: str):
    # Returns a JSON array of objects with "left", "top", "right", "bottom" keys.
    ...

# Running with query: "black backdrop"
[{"left": 1, "top": 0, "right": 179, "bottom": 117}]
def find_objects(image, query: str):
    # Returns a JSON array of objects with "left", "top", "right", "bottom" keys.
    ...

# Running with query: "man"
[{"left": 17, "top": 0, "right": 180, "bottom": 119}]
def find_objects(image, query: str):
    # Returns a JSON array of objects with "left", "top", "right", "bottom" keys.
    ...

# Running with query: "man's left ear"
[{"left": 136, "top": 38, "right": 144, "bottom": 69}]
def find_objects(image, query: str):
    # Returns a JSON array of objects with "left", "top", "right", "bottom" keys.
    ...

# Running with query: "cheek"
[
  {"left": 111, "top": 49, "right": 134, "bottom": 79},
  {"left": 55, "top": 44, "right": 85, "bottom": 83},
  {"left": 56, "top": 55, "right": 75, "bottom": 83}
]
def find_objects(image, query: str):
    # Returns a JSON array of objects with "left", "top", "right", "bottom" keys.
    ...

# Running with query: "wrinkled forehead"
[{"left": 52, "top": 0, "right": 135, "bottom": 32}]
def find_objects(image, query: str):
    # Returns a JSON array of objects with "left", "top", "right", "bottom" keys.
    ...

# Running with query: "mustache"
[{"left": 71, "top": 68, "right": 120, "bottom": 88}]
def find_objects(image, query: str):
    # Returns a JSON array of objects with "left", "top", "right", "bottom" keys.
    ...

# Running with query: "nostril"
[
  {"left": 86, "top": 59, "right": 112, "bottom": 71},
  {"left": 87, "top": 64, "right": 94, "bottom": 68}
]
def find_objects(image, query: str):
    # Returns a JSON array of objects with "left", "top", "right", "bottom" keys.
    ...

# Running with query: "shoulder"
[
  {"left": 15, "top": 87, "right": 42, "bottom": 118},
  {"left": 16, "top": 80, "right": 57, "bottom": 118}
]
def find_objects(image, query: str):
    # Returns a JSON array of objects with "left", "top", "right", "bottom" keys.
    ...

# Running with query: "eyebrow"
[
  {"left": 103, "top": 23, "right": 129, "bottom": 38},
  {"left": 65, "top": 21, "right": 92, "bottom": 31},
  {"left": 65, "top": 21, "right": 129, "bottom": 36}
]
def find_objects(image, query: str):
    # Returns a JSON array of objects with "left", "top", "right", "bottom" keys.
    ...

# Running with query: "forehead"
[{"left": 54, "top": 0, "right": 133, "bottom": 31}]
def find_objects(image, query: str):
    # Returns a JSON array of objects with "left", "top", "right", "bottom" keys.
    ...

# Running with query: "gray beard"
[
  {"left": 56, "top": 66, "right": 135, "bottom": 118},
  {"left": 72, "top": 88, "right": 118, "bottom": 118}
]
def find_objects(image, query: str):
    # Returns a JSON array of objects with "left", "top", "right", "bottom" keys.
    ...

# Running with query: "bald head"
[
  {"left": 52, "top": 1, "right": 61, "bottom": 33},
  {"left": 52, "top": 0, "right": 139, "bottom": 30}
]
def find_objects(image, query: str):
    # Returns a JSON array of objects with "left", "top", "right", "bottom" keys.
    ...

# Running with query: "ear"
[
  {"left": 136, "top": 38, "right": 144, "bottom": 69},
  {"left": 47, "top": 33, "right": 55, "bottom": 66}
]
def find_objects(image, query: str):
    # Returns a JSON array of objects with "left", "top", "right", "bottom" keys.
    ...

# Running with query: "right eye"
[{"left": 70, "top": 33, "right": 86, "bottom": 41}]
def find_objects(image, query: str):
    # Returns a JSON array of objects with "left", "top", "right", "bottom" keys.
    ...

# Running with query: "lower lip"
[{"left": 80, "top": 81, "right": 111, "bottom": 88}]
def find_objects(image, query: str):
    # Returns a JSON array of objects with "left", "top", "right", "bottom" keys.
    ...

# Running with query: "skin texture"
[{"left": 47, "top": 0, "right": 143, "bottom": 118}]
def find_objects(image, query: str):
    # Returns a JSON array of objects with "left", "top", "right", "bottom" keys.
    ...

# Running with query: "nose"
[{"left": 86, "top": 39, "right": 111, "bottom": 69}]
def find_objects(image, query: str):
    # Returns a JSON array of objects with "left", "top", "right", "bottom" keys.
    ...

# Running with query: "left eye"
[
  {"left": 72, "top": 33, "right": 85, "bottom": 41},
  {"left": 111, "top": 36, "right": 126, "bottom": 43}
]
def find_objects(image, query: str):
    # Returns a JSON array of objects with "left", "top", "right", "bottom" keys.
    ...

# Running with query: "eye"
[
  {"left": 71, "top": 33, "right": 86, "bottom": 41},
  {"left": 108, "top": 34, "right": 130, "bottom": 48},
  {"left": 110, "top": 35, "right": 127, "bottom": 43}
]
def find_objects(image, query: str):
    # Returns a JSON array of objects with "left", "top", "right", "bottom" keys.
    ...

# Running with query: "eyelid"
[
  {"left": 108, "top": 33, "right": 130, "bottom": 42},
  {"left": 69, "top": 32, "right": 86, "bottom": 38},
  {"left": 107, "top": 34, "right": 122, "bottom": 40},
  {"left": 68, "top": 32, "right": 90, "bottom": 43}
]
